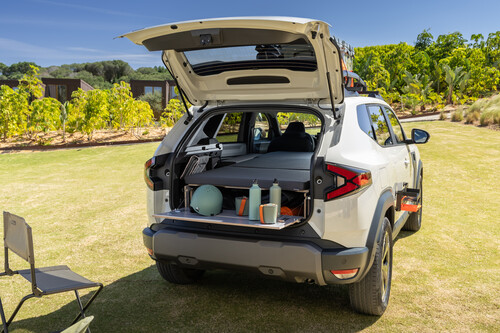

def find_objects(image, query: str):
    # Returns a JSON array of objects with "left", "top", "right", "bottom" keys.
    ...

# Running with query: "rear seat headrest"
[{"left": 285, "top": 122, "right": 306, "bottom": 134}]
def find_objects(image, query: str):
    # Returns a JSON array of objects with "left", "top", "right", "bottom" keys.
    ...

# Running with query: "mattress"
[{"left": 185, "top": 151, "right": 313, "bottom": 191}]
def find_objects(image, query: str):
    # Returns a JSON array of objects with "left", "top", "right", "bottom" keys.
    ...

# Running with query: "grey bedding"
[{"left": 185, "top": 151, "right": 313, "bottom": 190}]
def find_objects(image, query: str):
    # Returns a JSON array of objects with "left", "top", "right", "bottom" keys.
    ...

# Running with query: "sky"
[{"left": 1, "top": 0, "right": 499, "bottom": 69}]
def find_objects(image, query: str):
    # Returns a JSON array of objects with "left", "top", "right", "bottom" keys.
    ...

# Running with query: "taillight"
[
  {"left": 144, "top": 157, "right": 155, "bottom": 190},
  {"left": 325, "top": 164, "right": 372, "bottom": 200}
]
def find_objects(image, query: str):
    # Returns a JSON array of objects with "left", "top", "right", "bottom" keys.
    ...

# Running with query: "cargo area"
[{"left": 157, "top": 108, "right": 324, "bottom": 229}]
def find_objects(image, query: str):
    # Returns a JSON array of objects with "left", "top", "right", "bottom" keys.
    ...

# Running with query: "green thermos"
[
  {"left": 248, "top": 179, "right": 261, "bottom": 221},
  {"left": 270, "top": 179, "right": 281, "bottom": 215}
]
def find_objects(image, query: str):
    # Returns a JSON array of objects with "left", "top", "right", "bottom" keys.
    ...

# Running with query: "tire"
[
  {"left": 349, "top": 217, "right": 393, "bottom": 315},
  {"left": 156, "top": 261, "right": 205, "bottom": 284},
  {"left": 403, "top": 174, "right": 423, "bottom": 231}
]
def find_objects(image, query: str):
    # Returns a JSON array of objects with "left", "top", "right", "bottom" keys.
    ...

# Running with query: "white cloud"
[
  {"left": 0, "top": 38, "right": 59, "bottom": 56},
  {"left": 0, "top": 38, "right": 163, "bottom": 68},
  {"left": 0, "top": 17, "right": 130, "bottom": 32},
  {"left": 66, "top": 47, "right": 104, "bottom": 53},
  {"left": 33, "top": 0, "right": 162, "bottom": 19}
]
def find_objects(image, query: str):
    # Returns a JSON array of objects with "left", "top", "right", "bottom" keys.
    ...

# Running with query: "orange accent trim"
[
  {"left": 400, "top": 196, "right": 421, "bottom": 212},
  {"left": 259, "top": 205, "right": 265, "bottom": 224},
  {"left": 238, "top": 197, "right": 247, "bottom": 216}
]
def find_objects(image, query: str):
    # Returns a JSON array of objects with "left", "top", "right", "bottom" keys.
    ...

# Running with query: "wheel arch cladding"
[{"left": 361, "top": 189, "right": 394, "bottom": 280}]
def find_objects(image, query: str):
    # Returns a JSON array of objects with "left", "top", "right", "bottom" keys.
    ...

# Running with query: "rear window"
[
  {"left": 277, "top": 112, "right": 321, "bottom": 137},
  {"left": 184, "top": 41, "right": 316, "bottom": 76}
]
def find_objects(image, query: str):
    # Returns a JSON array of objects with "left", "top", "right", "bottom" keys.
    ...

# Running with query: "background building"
[
  {"left": 129, "top": 79, "right": 177, "bottom": 109},
  {"left": 0, "top": 78, "right": 93, "bottom": 103}
]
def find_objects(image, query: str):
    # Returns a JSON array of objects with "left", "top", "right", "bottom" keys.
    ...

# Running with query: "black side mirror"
[{"left": 411, "top": 128, "right": 430, "bottom": 144}]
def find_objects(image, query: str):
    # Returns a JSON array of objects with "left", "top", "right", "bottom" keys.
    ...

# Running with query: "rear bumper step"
[{"left": 143, "top": 227, "right": 369, "bottom": 285}]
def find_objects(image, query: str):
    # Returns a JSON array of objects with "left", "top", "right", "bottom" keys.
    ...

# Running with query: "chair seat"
[{"left": 18, "top": 265, "right": 100, "bottom": 295}]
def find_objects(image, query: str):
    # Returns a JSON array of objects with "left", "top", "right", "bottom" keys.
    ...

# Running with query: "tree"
[
  {"left": 415, "top": 29, "right": 433, "bottom": 51},
  {"left": 70, "top": 88, "right": 109, "bottom": 139},
  {"left": 402, "top": 70, "right": 434, "bottom": 109},
  {"left": 0, "top": 85, "right": 28, "bottom": 140},
  {"left": 2, "top": 62, "right": 39, "bottom": 79},
  {"left": 50, "top": 66, "right": 73, "bottom": 78},
  {"left": 442, "top": 64, "right": 470, "bottom": 105},
  {"left": 160, "top": 87, "right": 188, "bottom": 127},
  {"left": 29, "top": 97, "right": 61, "bottom": 138},
  {"left": 75, "top": 70, "right": 112, "bottom": 89},
  {"left": 429, "top": 32, "right": 467, "bottom": 60},
  {"left": 103, "top": 60, "right": 133, "bottom": 83},
  {"left": 470, "top": 34, "right": 485, "bottom": 49},
  {"left": 485, "top": 31, "right": 500, "bottom": 66},
  {"left": 430, "top": 60, "right": 443, "bottom": 94},
  {"left": 60, "top": 101, "right": 69, "bottom": 141},
  {"left": 138, "top": 91, "right": 163, "bottom": 119},
  {"left": 18, "top": 65, "right": 44, "bottom": 102}
]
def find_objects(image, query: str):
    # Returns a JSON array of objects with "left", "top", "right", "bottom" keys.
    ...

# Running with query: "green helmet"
[{"left": 190, "top": 185, "right": 223, "bottom": 216}]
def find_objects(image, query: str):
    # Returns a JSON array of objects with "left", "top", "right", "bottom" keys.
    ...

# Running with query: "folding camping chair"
[{"left": 0, "top": 212, "right": 103, "bottom": 333}]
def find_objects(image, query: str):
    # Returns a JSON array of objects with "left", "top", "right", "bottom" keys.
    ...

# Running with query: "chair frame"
[{"left": 0, "top": 212, "right": 103, "bottom": 333}]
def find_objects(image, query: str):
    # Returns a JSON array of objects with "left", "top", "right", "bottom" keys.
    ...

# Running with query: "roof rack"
[{"left": 343, "top": 71, "right": 383, "bottom": 99}]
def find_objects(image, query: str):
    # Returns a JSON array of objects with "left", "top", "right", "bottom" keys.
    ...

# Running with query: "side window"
[
  {"left": 384, "top": 107, "right": 406, "bottom": 143},
  {"left": 215, "top": 113, "right": 243, "bottom": 143},
  {"left": 356, "top": 105, "right": 375, "bottom": 140},
  {"left": 254, "top": 113, "right": 270, "bottom": 140},
  {"left": 367, "top": 105, "right": 392, "bottom": 146}
]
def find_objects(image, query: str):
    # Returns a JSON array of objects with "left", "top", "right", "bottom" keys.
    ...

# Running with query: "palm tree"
[
  {"left": 442, "top": 64, "right": 470, "bottom": 105},
  {"left": 402, "top": 70, "right": 434, "bottom": 110},
  {"left": 430, "top": 60, "right": 442, "bottom": 94}
]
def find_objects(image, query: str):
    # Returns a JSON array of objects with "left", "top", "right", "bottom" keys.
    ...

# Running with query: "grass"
[
  {"left": 467, "top": 93, "right": 500, "bottom": 126},
  {"left": 0, "top": 121, "right": 499, "bottom": 332},
  {"left": 451, "top": 107, "right": 464, "bottom": 122}
]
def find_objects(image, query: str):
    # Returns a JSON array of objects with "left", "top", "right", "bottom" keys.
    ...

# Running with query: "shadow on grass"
[
  {"left": 10, "top": 265, "right": 380, "bottom": 332},
  {"left": 395, "top": 230, "right": 417, "bottom": 242}
]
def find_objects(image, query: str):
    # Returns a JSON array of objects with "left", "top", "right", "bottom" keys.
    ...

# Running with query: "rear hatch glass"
[{"left": 184, "top": 41, "right": 316, "bottom": 76}]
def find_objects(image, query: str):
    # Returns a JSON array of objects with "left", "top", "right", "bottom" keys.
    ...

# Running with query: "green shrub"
[
  {"left": 468, "top": 98, "right": 487, "bottom": 114},
  {"left": 451, "top": 108, "right": 464, "bottom": 122},
  {"left": 29, "top": 97, "right": 61, "bottom": 135},
  {"left": 465, "top": 110, "right": 481, "bottom": 124},
  {"left": 160, "top": 99, "right": 186, "bottom": 127},
  {"left": 138, "top": 91, "right": 163, "bottom": 119},
  {"left": 479, "top": 106, "right": 500, "bottom": 126},
  {"left": 439, "top": 111, "right": 447, "bottom": 120},
  {"left": 0, "top": 85, "right": 28, "bottom": 140}
]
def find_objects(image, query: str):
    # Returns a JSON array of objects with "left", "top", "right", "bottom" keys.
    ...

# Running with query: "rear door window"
[
  {"left": 253, "top": 113, "right": 273, "bottom": 153},
  {"left": 366, "top": 105, "right": 392, "bottom": 146},
  {"left": 254, "top": 113, "right": 271, "bottom": 140},
  {"left": 216, "top": 113, "right": 243, "bottom": 143},
  {"left": 356, "top": 105, "right": 376, "bottom": 140}
]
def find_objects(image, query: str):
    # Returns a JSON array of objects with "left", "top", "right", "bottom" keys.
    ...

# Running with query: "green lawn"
[{"left": 0, "top": 121, "right": 499, "bottom": 332}]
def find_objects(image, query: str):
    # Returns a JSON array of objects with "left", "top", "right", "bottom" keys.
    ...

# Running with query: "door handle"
[{"left": 404, "top": 159, "right": 410, "bottom": 167}]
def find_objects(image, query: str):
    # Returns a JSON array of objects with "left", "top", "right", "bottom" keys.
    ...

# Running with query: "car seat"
[{"left": 267, "top": 122, "right": 314, "bottom": 152}]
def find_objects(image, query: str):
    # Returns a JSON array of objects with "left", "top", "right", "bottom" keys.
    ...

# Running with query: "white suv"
[{"left": 123, "top": 17, "right": 430, "bottom": 315}]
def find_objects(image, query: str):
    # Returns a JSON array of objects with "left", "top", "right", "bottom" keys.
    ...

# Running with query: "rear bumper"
[{"left": 143, "top": 227, "right": 369, "bottom": 285}]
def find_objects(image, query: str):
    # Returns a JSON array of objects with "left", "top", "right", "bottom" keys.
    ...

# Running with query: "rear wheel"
[
  {"left": 349, "top": 217, "right": 393, "bottom": 315},
  {"left": 156, "top": 261, "right": 205, "bottom": 284},
  {"left": 403, "top": 175, "right": 423, "bottom": 231}
]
